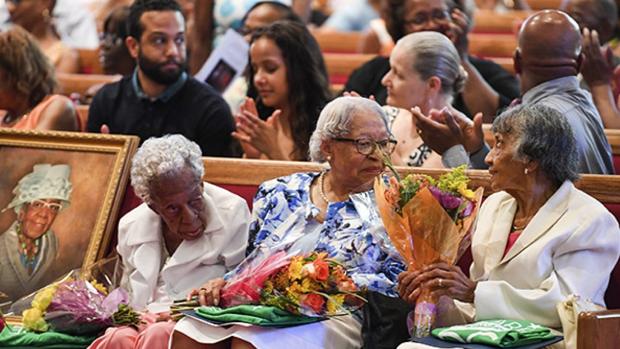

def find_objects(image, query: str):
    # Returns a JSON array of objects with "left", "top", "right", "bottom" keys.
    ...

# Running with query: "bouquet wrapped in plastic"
[
  {"left": 374, "top": 164, "right": 483, "bottom": 338},
  {"left": 19, "top": 257, "right": 140, "bottom": 336},
  {"left": 219, "top": 251, "right": 365, "bottom": 317}
]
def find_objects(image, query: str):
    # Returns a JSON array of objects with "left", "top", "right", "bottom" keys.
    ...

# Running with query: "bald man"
[{"left": 515, "top": 10, "right": 614, "bottom": 174}]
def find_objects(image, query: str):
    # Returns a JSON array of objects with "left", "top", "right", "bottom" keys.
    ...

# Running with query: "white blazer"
[
  {"left": 442, "top": 181, "right": 620, "bottom": 329},
  {"left": 117, "top": 183, "right": 251, "bottom": 310}
]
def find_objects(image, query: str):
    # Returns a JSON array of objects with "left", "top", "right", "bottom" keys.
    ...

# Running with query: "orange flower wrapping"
[{"left": 374, "top": 176, "right": 483, "bottom": 337}]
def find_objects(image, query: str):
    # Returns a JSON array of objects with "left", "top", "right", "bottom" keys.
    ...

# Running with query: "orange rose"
[
  {"left": 302, "top": 293, "right": 325, "bottom": 314},
  {"left": 313, "top": 260, "right": 330, "bottom": 281}
]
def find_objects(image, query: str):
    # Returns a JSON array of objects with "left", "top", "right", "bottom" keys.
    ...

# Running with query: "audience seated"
[
  {"left": 222, "top": 1, "right": 304, "bottom": 113},
  {"left": 170, "top": 96, "right": 405, "bottom": 349},
  {"left": 234, "top": 20, "right": 332, "bottom": 160},
  {"left": 381, "top": 31, "right": 472, "bottom": 168},
  {"left": 318, "top": 0, "right": 380, "bottom": 32},
  {"left": 99, "top": 6, "right": 135, "bottom": 76},
  {"left": 5, "top": 0, "right": 80, "bottom": 74},
  {"left": 87, "top": 0, "right": 236, "bottom": 157},
  {"left": 188, "top": 0, "right": 311, "bottom": 74},
  {"left": 89, "top": 135, "right": 250, "bottom": 349},
  {"left": 0, "top": 27, "right": 78, "bottom": 131},
  {"left": 516, "top": 10, "right": 615, "bottom": 174},
  {"left": 0, "top": 0, "right": 99, "bottom": 49},
  {"left": 397, "top": 103, "right": 620, "bottom": 349},
  {"left": 346, "top": 0, "right": 520, "bottom": 120}
]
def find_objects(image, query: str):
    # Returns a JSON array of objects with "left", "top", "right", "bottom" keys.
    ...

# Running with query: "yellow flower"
[
  {"left": 326, "top": 294, "right": 345, "bottom": 314},
  {"left": 457, "top": 183, "right": 475, "bottom": 200},
  {"left": 31, "top": 286, "right": 56, "bottom": 311},
  {"left": 22, "top": 308, "right": 49, "bottom": 332},
  {"left": 288, "top": 259, "right": 303, "bottom": 281},
  {"left": 90, "top": 279, "right": 108, "bottom": 295}
]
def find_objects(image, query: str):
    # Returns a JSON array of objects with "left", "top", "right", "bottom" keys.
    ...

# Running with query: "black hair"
[
  {"left": 241, "top": 1, "right": 303, "bottom": 25},
  {"left": 128, "top": 0, "right": 182, "bottom": 40},
  {"left": 247, "top": 20, "right": 332, "bottom": 160}
]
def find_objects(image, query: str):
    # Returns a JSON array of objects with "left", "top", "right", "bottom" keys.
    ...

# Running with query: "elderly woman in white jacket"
[
  {"left": 88, "top": 135, "right": 251, "bottom": 349},
  {"left": 397, "top": 104, "right": 620, "bottom": 349}
]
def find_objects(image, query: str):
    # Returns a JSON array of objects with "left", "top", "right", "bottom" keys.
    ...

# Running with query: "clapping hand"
[
  {"left": 447, "top": 8, "right": 471, "bottom": 60},
  {"left": 411, "top": 106, "right": 484, "bottom": 155},
  {"left": 581, "top": 28, "right": 614, "bottom": 87},
  {"left": 232, "top": 97, "right": 284, "bottom": 159}
]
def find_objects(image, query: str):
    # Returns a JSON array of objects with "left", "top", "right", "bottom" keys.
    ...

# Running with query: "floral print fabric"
[{"left": 247, "top": 172, "right": 405, "bottom": 297}]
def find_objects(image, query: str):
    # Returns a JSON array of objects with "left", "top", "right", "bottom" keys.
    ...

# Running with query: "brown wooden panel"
[
  {"left": 472, "top": 10, "right": 530, "bottom": 34},
  {"left": 469, "top": 33, "right": 518, "bottom": 58},
  {"left": 527, "top": 0, "right": 563, "bottom": 10},
  {"left": 56, "top": 73, "right": 120, "bottom": 96},
  {"left": 577, "top": 310, "right": 620, "bottom": 349},
  {"left": 313, "top": 30, "right": 364, "bottom": 53},
  {"left": 77, "top": 48, "right": 103, "bottom": 75},
  {"left": 324, "top": 53, "right": 376, "bottom": 77}
]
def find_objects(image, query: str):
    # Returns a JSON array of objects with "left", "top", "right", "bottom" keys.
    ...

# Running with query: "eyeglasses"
[
  {"left": 404, "top": 9, "right": 451, "bottom": 27},
  {"left": 333, "top": 138, "right": 397, "bottom": 156},
  {"left": 29, "top": 200, "right": 62, "bottom": 213}
]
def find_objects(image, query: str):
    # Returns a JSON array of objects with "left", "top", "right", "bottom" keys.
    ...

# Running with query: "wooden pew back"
[
  {"left": 77, "top": 48, "right": 103, "bottom": 74},
  {"left": 57, "top": 73, "right": 120, "bottom": 96}
]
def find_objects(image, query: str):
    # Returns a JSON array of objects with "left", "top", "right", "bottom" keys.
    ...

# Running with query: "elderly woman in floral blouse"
[{"left": 170, "top": 96, "right": 405, "bottom": 349}]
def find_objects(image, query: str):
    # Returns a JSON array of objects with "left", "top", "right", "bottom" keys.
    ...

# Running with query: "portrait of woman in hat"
[{"left": 0, "top": 163, "right": 72, "bottom": 301}]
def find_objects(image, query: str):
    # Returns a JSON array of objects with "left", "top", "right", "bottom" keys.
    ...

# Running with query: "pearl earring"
[
  {"left": 524, "top": 168, "right": 529, "bottom": 175},
  {"left": 326, "top": 155, "right": 331, "bottom": 161}
]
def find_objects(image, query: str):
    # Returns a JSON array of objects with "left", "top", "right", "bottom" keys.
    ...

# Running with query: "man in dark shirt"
[{"left": 88, "top": 0, "right": 236, "bottom": 157}]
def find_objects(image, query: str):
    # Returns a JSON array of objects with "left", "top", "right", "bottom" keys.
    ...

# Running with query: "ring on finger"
[{"left": 438, "top": 279, "right": 443, "bottom": 287}]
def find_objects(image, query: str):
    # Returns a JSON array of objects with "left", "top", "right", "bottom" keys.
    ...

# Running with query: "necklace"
[{"left": 318, "top": 171, "right": 331, "bottom": 204}]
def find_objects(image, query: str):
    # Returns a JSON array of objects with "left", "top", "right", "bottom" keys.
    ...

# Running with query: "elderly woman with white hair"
[
  {"left": 171, "top": 96, "right": 406, "bottom": 349},
  {"left": 381, "top": 31, "right": 478, "bottom": 168},
  {"left": 398, "top": 104, "right": 620, "bottom": 349},
  {"left": 0, "top": 164, "right": 72, "bottom": 302},
  {"left": 88, "top": 134, "right": 250, "bottom": 349}
]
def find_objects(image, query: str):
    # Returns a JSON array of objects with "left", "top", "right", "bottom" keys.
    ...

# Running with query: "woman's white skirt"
[{"left": 173, "top": 314, "right": 362, "bottom": 349}]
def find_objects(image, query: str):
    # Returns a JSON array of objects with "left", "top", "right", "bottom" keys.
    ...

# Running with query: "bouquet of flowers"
[
  {"left": 374, "top": 164, "right": 483, "bottom": 338},
  {"left": 218, "top": 251, "right": 365, "bottom": 317},
  {"left": 17, "top": 257, "right": 140, "bottom": 336},
  {"left": 21, "top": 278, "right": 140, "bottom": 336}
]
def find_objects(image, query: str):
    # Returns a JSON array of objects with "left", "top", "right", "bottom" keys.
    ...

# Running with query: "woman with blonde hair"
[
  {"left": 0, "top": 27, "right": 78, "bottom": 131},
  {"left": 381, "top": 31, "right": 469, "bottom": 168}
]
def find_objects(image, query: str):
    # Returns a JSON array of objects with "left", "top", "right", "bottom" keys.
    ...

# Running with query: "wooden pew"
[
  {"left": 323, "top": 53, "right": 377, "bottom": 84},
  {"left": 313, "top": 30, "right": 365, "bottom": 53},
  {"left": 75, "top": 105, "right": 89, "bottom": 132},
  {"left": 77, "top": 48, "right": 103, "bottom": 74},
  {"left": 578, "top": 310, "right": 620, "bottom": 348},
  {"left": 472, "top": 10, "right": 530, "bottom": 34},
  {"left": 527, "top": 0, "right": 563, "bottom": 10},
  {"left": 56, "top": 73, "right": 120, "bottom": 96},
  {"left": 468, "top": 33, "right": 518, "bottom": 58}
]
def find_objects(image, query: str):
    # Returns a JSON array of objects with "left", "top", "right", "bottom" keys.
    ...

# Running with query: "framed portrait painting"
[{"left": 0, "top": 129, "right": 138, "bottom": 304}]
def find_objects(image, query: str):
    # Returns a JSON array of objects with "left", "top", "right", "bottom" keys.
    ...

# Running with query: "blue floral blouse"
[{"left": 246, "top": 172, "right": 406, "bottom": 297}]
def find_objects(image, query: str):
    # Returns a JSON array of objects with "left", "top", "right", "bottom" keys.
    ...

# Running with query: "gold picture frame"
[{"left": 0, "top": 129, "right": 138, "bottom": 304}]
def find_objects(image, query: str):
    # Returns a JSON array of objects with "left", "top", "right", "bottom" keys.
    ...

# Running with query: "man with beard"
[{"left": 88, "top": 0, "right": 236, "bottom": 157}]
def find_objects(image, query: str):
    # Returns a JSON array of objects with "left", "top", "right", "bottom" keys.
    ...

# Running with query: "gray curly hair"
[
  {"left": 308, "top": 96, "right": 389, "bottom": 162},
  {"left": 492, "top": 103, "right": 580, "bottom": 186},
  {"left": 395, "top": 31, "right": 467, "bottom": 100},
  {"left": 130, "top": 135, "right": 204, "bottom": 204}
]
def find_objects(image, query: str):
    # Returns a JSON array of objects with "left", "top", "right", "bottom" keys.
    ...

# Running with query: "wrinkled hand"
[
  {"left": 581, "top": 28, "right": 614, "bottom": 87},
  {"left": 447, "top": 8, "right": 470, "bottom": 59},
  {"left": 187, "top": 278, "right": 227, "bottom": 306},
  {"left": 411, "top": 107, "right": 483, "bottom": 154},
  {"left": 398, "top": 263, "right": 476, "bottom": 305},
  {"left": 232, "top": 97, "right": 282, "bottom": 159}
]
